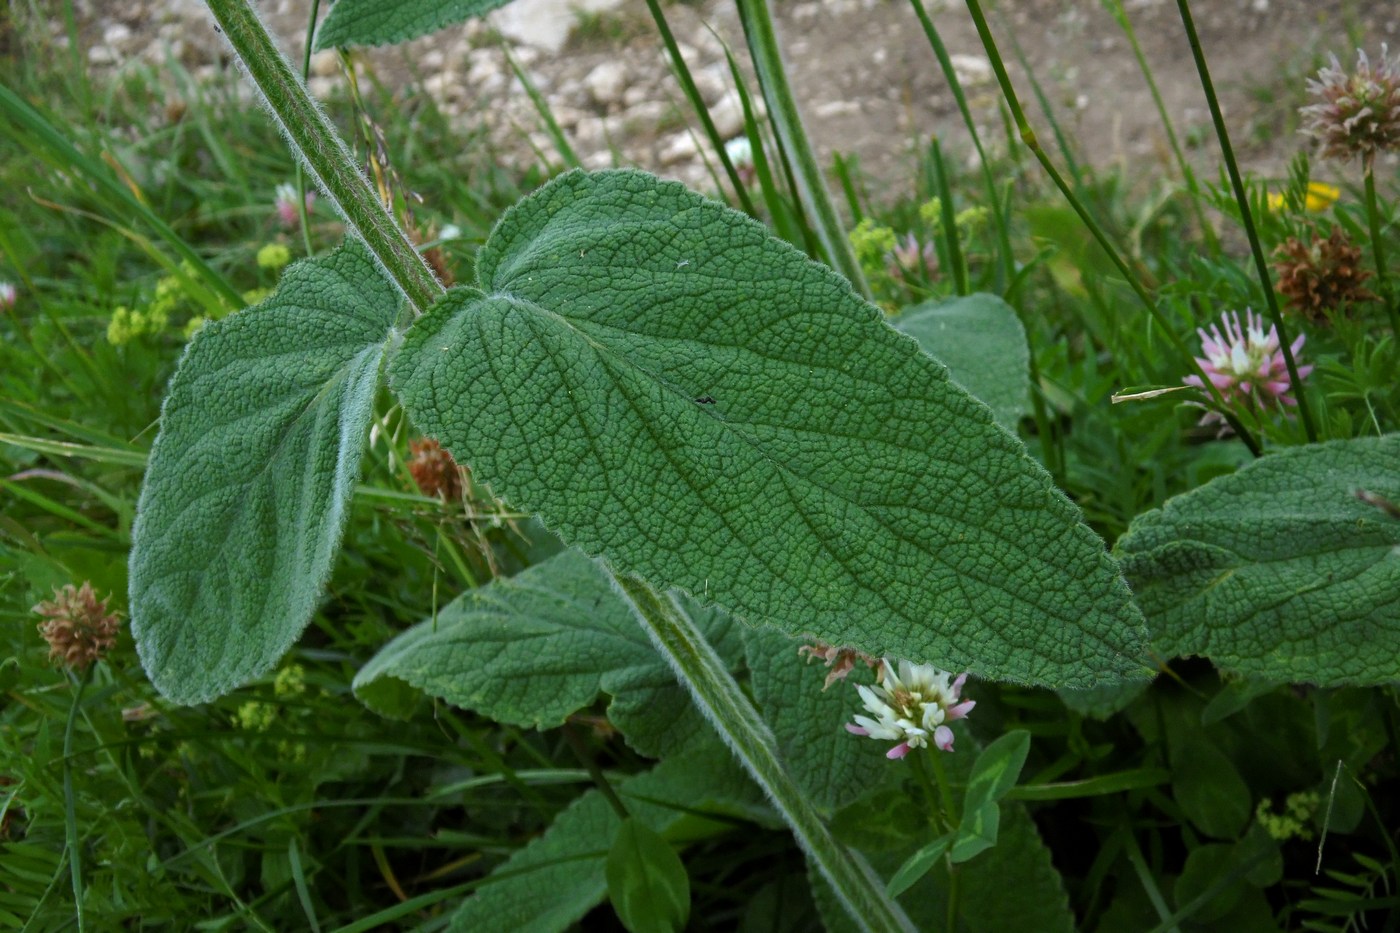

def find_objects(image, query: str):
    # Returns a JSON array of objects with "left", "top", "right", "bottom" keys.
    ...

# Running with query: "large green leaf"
[
  {"left": 353, "top": 548, "right": 741, "bottom": 756},
  {"left": 449, "top": 747, "right": 771, "bottom": 933},
  {"left": 130, "top": 241, "right": 398, "bottom": 704},
  {"left": 390, "top": 169, "right": 1147, "bottom": 688},
  {"left": 314, "top": 0, "right": 513, "bottom": 50},
  {"left": 893, "top": 293, "right": 1030, "bottom": 430},
  {"left": 1117, "top": 435, "right": 1400, "bottom": 685}
]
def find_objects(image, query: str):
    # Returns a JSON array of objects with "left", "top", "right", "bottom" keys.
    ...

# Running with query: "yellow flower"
[
  {"left": 1266, "top": 181, "right": 1341, "bottom": 213},
  {"left": 257, "top": 243, "right": 292, "bottom": 270}
]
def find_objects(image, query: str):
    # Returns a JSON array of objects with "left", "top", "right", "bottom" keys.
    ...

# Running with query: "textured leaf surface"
[
  {"left": 894, "top": 293, "right": 1030, "bottom": 429},
  {"left": 743, "top": 628, "right": 889, "bottom": 813},
  {"left": 130, "top": 241, "right": 397, "bottom": 704},
  {"left": 1118, "top": 436, "right": 1400, "bottom": 685},
  {"left": 315, "top": 0, "right": 512, "bottom": 50},
  {"left": 449, "top": 748, "right": 768, "bottom": 933},
  {"left": 353, "top": 549, "right": 739, "bottom": 756},
  {"left": 391, "top": 169, "right": 1147, "bottom": 688}
]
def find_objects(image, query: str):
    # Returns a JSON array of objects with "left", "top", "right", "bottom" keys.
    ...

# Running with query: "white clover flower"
[{"left": 845, "top": 659, "right": 974, "bottom": 759}]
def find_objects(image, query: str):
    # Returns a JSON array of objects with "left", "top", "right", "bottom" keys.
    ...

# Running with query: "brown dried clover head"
[
  {"left": 408, "top": 437, "right": 466, "bottom": 501},
  {"left": 1274, "top": 226, "right": 1376, "bottom": 322},
  {"left": 33, "top": 582, "right": 120, "bottom": 671}
]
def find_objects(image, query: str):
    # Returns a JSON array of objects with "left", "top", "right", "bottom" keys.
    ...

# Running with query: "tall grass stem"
[
  {"left": 63, "top": 670, "right": 90, "bottom": 931},
  {"left": 1100, "top": 0, "right": 1217, "bottom": 251},
  {"left": 1362, "top": 171, "right": 1399, "bottom": 336},
  {"left": 1171, "top": 0, "right": 1316, "bottom": 443},
  {"left": 645, "top": 0, "right": 758, "bottom": 217},
  {"left": 736, "top": 0, "right": 872, "bottom": 299},
  {"left": 960, "top": 0, "right": 1262, "bottom": 455},
  {"left": 294, "top": 0, "right": 321, "bottom": 257}
]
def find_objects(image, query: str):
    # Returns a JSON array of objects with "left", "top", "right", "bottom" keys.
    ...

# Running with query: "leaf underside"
[
  {"left": 894, "top": 293, "right": 1031, "bottom": 430},
  {"left": 315, "top": 0, "right": 513, "bottom": 50},
  {"left": 130, "top": 240, "right": 398, "bottom": 704},
  {"left": 1118, "top": 435, "right": 1400, "bottom": 686},
  {"left": 391, "top": 169, "right": 1147, "bottom": 688}
]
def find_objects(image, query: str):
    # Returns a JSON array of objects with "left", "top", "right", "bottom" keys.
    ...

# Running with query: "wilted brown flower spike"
[
  {"left": 798, "top": 640, "right": 882, "bottom": 690},
  {"left": 408, "top": 437, "right": 465, "bottom": 501},
  {"left": 33, "top": 582, "right": 120, "bottom": 670},
  {"left": 1300, "top": 45, "right": 1400, "bottom": 172},
  {"left": 1274, "top": 226, "right": 1377, "bottom": 321}
]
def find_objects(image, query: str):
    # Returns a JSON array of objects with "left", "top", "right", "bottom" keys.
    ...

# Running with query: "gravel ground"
[{"left": 38, "top": 0, "right": 1400, "bottom": 196}]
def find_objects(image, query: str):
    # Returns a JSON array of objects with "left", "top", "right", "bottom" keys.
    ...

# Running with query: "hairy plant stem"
[
  {"left": 1172, "top": 0, "right": 1316, "bottom": 443},
  {"left": 204, "top": 2, "right": 906, "bottom": 927},
  {"left": 736, "top": 0, "right": 872, "bottom": 300},
  {"left": 614, "top": 574, "right": 915, "bottom": 933},
  {"left": 1363, "top": 170, "right": 1400, "bottom": 336},
  {"left": 960, "top": 0, "right": 1262, "bottom": 456},
  {"left": 204, "top": 0, "right": 441, "bottom": 315}
]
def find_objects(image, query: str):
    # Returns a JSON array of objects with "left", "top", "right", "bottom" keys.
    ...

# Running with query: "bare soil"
[{"left": 62, "top": 0, "right": 1400, "bottom": 197}]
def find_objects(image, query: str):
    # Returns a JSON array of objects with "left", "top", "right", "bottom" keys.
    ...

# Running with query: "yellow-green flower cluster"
[
  {"left": 257, "top": 243, "right": 292, "bottom": 271},
  {"left": 849, "top": 219, "right": 898, "bottom": 279},
  {"left": 236, "top": 700, "right": 277, "bottom": 733},
  {"left": 234, "top": 664, "right": 312, "bottom": 764},
  {"left": 1256, "top": 791, "right": 1320, "bottom": 841},
  {"left": 917, "top": 197, "right": 943, "bottom": 227},
  {"left": 274, "top": 663, "right": 307, "bottom": 698},
  {"left": 106, "top": 268, "right": 196, "bottom": 345},
  {"left": 106, "top": 303, "right": 170, "bottom": 346},
  {"left": 955, "top": 206, "right": 990, "bottom": 234}
]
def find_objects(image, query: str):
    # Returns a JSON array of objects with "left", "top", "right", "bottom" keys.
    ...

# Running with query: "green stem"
[
  {"left": 562, "top": 723, "right": 630, "bottom": 820},
  {"left": 924, "top": 750, "right": 961, "bottom": 931},
  {"left": 1100, "top": 0, "right": 1217, "bottom": 252},
  {"left": 293, "top": 0, "right": 321, "bottom": 257},
  {"left": 928, "top": 140, "right": 969, "bottom": 296},
  {"left": 1172, "top": 0, "right": 1316, "bottom": 442},
  {"left": 735, "top": 0, "right": 872, "bottom": 300},
  {"left": 614, "top": 573, "right": 914, "bottom": 933},
  {"left": 63, "top": 669, "right": 91, "bottom": 932},
  {"left": 960, "top": 0, "right": 1262, "bottom": 456},
  {"left": 909, "top": 750, "right": 952, "bottom": 833},
  {"left": 204, "top": 0, "right": 441, "bottom": 314},
  {"left": 645, "top": 0, "right": 758, "bottom": 217},
  {"left": 1363, "top": 169, "right": 1399, "bottom": 336}
]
